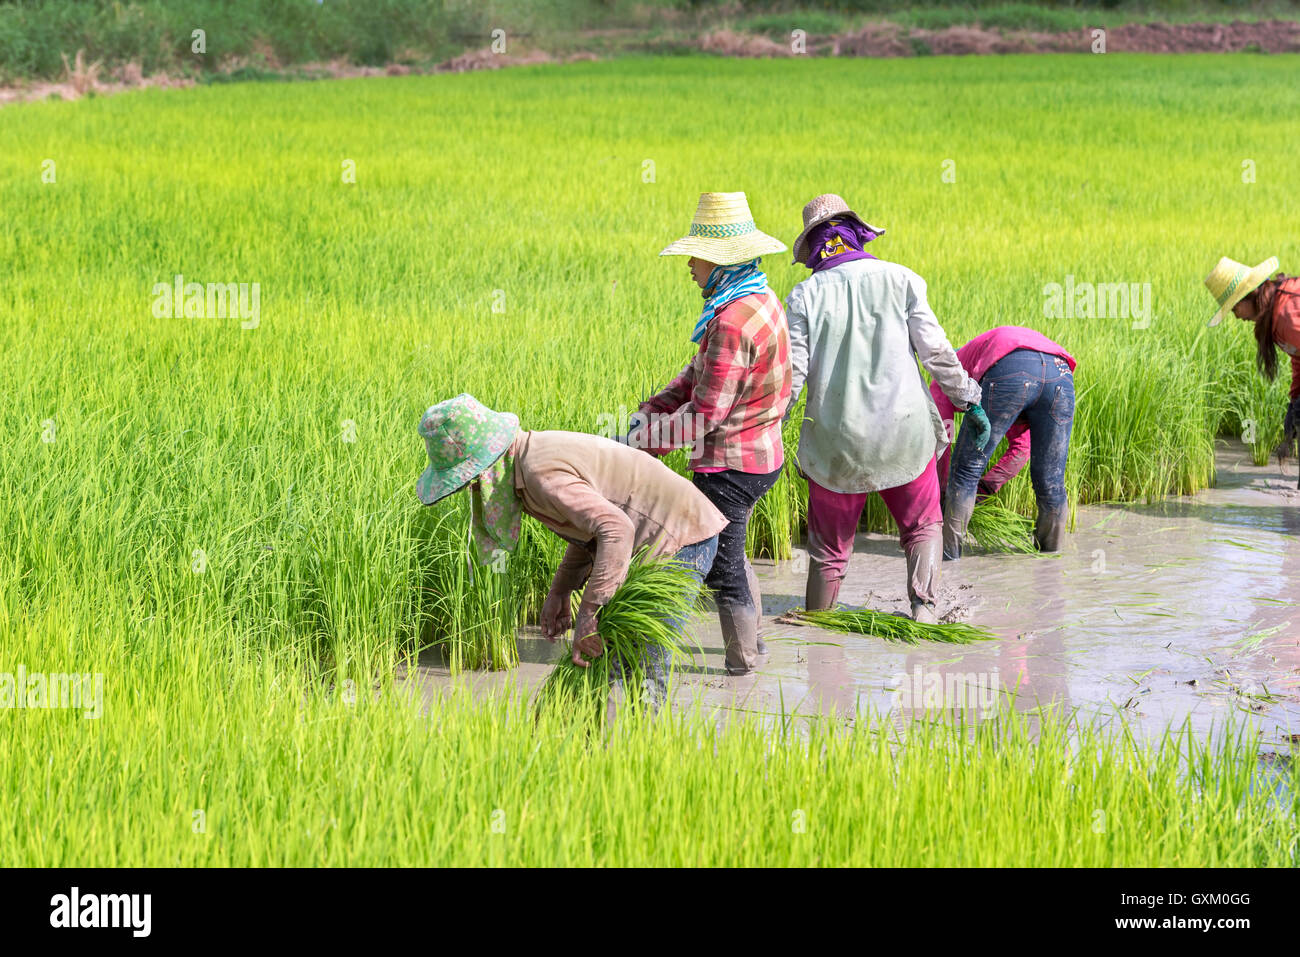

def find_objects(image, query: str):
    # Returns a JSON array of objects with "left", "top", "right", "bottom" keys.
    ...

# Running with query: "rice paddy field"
[{"left": 2, "top": 52, "right": 1299, "bottom": 866}]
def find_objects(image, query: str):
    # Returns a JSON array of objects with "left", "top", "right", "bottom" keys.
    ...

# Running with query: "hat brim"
[
  {"left": 1208, "top": 256, "right": 1279, "bottom": 327},
  {"left": 416, "top": 413, "right": 518, "bottom": 505},
  {"left": 659, "top": 231, "right": 787, "bottom": 266},
  {"left": 792, "top": 210, "right": 885, "bottom": 265}
]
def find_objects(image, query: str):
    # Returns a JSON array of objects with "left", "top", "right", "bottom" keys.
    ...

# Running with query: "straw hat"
[
  {"left": 659, "top": 192, "right": 787, "bottom": 266},
  {"left": 416, "top": 393, "right": 518, "bottom": 505},
  {"left": 791, "top": 193, "right": 885, "bottom": 265},
  {"left": 1204, "top": 255, "right": 1279, "bottom": 327}
]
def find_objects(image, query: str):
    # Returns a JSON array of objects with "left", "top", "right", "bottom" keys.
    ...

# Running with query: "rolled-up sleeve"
[{"left": 905, "top": 271, "right": 981, "bottom": 410}]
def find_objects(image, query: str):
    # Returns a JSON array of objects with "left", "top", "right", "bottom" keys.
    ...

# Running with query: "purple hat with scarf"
[{"left": 791, "top": 193, "right": 886, "bottom": 266}]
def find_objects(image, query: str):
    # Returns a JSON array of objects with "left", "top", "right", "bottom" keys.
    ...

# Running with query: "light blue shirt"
[{"left": 786, "top": 258, "right": 981, "bottom": 494}]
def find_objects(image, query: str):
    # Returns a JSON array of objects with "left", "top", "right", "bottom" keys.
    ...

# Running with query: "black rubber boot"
[
  {"left": 805, "top": 560, "right": 842, "bottom": 611},
  {"left": 1035, "top": 508, "right": 1068, "bottom": 552},
  {"left": 718, "top": 605, "right": 759, "bottom": 676},
  {"left": 905, "top": 537, "right": 942, "bottom": 623},
  {"left": 943, "top": 499, "right": 974, "bottom": 561}
]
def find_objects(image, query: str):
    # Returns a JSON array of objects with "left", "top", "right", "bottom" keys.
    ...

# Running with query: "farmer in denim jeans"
[{"left": 935, "top": 327, "right": 1077, "bottom": 558}]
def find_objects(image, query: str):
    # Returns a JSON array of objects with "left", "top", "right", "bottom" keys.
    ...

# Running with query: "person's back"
[
  {"left": 788, "top": 257, "right": 961, "bottom": 494},
  {"left": 783, "top": 192, "right": 982, "bottom": 621}
]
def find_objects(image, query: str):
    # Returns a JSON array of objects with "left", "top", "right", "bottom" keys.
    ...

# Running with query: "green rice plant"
[
  {"left": 533, "top": 554, "right": 702, "bottom": 724},
  {"left": 967, "top": 501, "right": 1036, "bottom": 553},
  {"left": 2, "top": 54, "right": 1299, "bottom": 864},
  {"left": 794, "top": 608, "right": 994, "bottom": 645},
  {"left": 746, "top": 421, "right": 809, "bottom": 560}
]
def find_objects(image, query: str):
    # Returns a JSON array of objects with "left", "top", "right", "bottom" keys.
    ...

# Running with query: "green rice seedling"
[
  {"left": 794, "top": 608, "right": 994, "bottom": 645},
  {"left": 2, "top": 53, "right": 1299, "bottom": 865},
  {"left": 533, "top": 554, "right": 702, "bottom": 724},
  {"left": 967, "top": 501, "right": 1037, "bottom": 553}
]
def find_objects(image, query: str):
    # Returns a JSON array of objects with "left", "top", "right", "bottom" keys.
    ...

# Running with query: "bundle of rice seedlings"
[
  {"left": 967, "top": 502, "right": 1036, "bottom": 553},
  {"left": 793, "top": 609, "right": 993, "bottom": 645},
  {"left": 533, "top": 554, "right": 702, "bottom": 726}
]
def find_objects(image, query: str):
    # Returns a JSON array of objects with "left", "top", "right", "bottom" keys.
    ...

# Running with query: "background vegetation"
[
  {"left": 3, "top": 0, "right": 1299, "bottom": 82},
  {"left": 2, "top": 52, "right": 1297, "bottom": 864}
]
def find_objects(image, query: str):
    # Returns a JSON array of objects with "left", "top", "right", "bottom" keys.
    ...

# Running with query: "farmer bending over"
[
  {"left": 935, "top": 325, "right": 1077, "bottom": 559},
  {"left": 1204, "top": 255, "right": 1300, "bottom": 459},
  {"left": 784, "top": 194, "right": 985, "bottom": 623},
  {"left": 632, "top": 191, "right": 791, "bottom": 675},
  {"left": 416, "top": 394, "right": 726, "bottom": 704}
]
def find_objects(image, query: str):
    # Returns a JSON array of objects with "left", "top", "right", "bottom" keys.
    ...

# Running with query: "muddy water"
[{"left": 402, "top": 442, "right": 1300, "bottom": 750}]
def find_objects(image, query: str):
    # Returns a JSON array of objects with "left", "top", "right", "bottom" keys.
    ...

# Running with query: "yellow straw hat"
[
  {"left": 1204, "top": 255, "right": 1279, "bottom": 327},
  {"left": 659, "top": 192, "right": 787, "bottom": 266}
]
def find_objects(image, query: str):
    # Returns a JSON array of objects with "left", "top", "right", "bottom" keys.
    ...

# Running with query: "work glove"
[{"left": 964, "top": 403, "right": 992, "bottom": 454}]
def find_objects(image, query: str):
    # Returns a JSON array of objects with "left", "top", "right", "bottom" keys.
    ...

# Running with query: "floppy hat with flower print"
[{"left": 416, "top": 393, "right": 519, "bottom": 505}]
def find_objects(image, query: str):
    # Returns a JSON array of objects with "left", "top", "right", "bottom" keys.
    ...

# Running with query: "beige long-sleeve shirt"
[{"left": 511, "top": 430, "right": 727, "bottom": 605}]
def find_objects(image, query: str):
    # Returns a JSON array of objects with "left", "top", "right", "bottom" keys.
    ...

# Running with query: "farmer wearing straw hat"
[
  {"left": 1204, "top": 256, "right": 1300, "bottom": 461},
  {"left": 784, "top": 194, "right": 987, "bottom": 623},
  {"left": 632, "top": 191, "right": 791, "bottom": 676},
  {"left": 416, "top": 394, "right": 727, "bottom": 704}
]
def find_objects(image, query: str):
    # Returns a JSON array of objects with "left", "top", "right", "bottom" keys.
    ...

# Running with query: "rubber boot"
[
  {"left": 1035, "top": 507, "right": 1067, "bottom": 552},
  {"left": 744, "top": 563, "right": 767, "bottom": 656},
  {"left": 905, "top": 537, "right": 942, "bottom": 623},
  {"left": 717, "top": 604, "right": 759, "bottom": 676},
  {"left": 805, "top": 560, "right": 842, "bottom": 611},
  {"left": 943, "top": 498, "right": 974, "bottom": 561}
]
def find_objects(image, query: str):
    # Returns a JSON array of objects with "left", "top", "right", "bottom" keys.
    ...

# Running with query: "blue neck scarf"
[{"left": 692, "top": 258, "right": 769, "bottom": 343}]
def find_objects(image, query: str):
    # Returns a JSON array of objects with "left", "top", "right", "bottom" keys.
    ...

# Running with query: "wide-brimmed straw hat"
[
  {"left": 416, "top": 393, "right": 518, "bottom": 505},
  {"left": 659, "top": 192, "right": 787, "bottom": 266},
  {"left": 1204, "top": 255, "right": 1279, "bottom": 327},
  {"left": 791, "top": 193, "right": 886, "bottom": 265}
]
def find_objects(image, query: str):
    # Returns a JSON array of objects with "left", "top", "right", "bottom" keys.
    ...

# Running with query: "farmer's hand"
[
  {"left": 540, "top": 589, "right": 573, "bottom": 641},
  {"left": 571, "top": 603, "right": 603, "bottom": 668},
  {"left": 625, "top": 411, "right": 660, "bottom": 455},
  {"left": 1285, "top": 396, "right": 1300, "bottom": 443},
  {"left": 965, "top": 404, "right": 993, "bottom": 453}
]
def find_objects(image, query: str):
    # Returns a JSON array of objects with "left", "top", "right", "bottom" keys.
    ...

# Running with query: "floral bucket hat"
[{"left": 415, "top": 393, "right": 519, "bottom": 506}]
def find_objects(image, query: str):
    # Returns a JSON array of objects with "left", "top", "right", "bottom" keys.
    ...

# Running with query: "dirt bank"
[
  {"left": 704, "top": 19, "right": 1300, "bottom": 58},
  {"left": 4, "top": 18, "right": 1298, "bottom": 109}
]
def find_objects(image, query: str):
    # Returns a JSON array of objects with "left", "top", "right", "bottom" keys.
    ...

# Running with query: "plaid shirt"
[{"left": 639, "top": 290, "right": 791, "bottom": 473}]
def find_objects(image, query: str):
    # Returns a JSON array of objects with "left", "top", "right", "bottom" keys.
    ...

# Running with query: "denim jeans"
[
  {"left": 611, "top": 534, "right": 718, "bottom": 709},
  {"left": 692, "top": 467, "right": 783, "bottom": 610},
  {"left": 947, "top": 349, "right": 1074, "bottom": 520}
]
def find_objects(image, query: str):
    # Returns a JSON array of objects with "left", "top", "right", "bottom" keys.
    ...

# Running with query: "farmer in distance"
[{"left": 1204, "top": 255, "right": 1300, "bottom": 459}]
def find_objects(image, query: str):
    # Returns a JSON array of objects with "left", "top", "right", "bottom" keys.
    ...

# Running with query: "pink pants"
[{"left": 806, "top": 457, "right": 943, "bottom": 582}]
